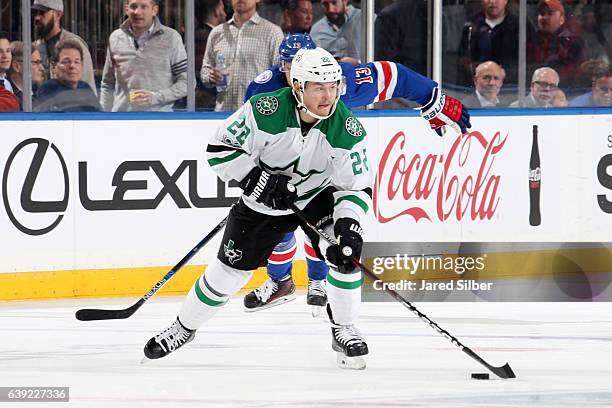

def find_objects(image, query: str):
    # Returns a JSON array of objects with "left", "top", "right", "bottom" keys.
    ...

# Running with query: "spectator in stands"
[
  {"left": 195, "top": 0, "right": 227, "bottom": 110},
  {"left": 7, "top": 42, "right": 46, "bottom": 109},
  {"left": 281, "top": 0, "right": 313, "bottom": 34},
  {"left": 510, "top": 66, "right": 560, "bottom": 107},
  {"left": 374, "top": 0, "right": 428, "bottom": 76},
  {"left": 201, "top": 0, "right": 283, "bottom": 111},
  {"left": 552, "top": 88, "right": 568, "bottom": 106},
  {"left": 457, "top": 0, "right": 529, "bottom": 86},
  {"left": 0, "top": 82, "right": 19, "bottom": 112},
  {"left": 310, "top": 0, "right": 362, "bottom": 64},
  {"left": 34, "top": 39, "right": 101, "bottom": 112},
  {"left": 527, "top": 0, "right": 586, "bottom": 88},
  {"left": 462, "top": 61, "right": 507, "bottom": 108},
  {"left": 571, "top": 65, "right": 612, "bottom": 107},
  {"left": 578, "top": 5, "right": 612, "bottom": 62},
  {"left": 100, "top": 0, "right": 188, "bottom": 112},
  {"left": 32, "top": 0, "right": 96, "bottom": 94},
  {"left": 0, "top": 31, "right": 14, "bottom": 94}
]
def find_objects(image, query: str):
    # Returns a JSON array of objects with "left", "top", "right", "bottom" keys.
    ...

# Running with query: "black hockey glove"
[
  {"left": 325, "top": 218, "right": 363, "bottom": 273},
  {"left": 239, "top": 167, "right": 298, "bottom": 210}
]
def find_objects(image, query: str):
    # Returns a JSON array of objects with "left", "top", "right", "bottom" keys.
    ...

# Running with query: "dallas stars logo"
[
  {"left": 223, "top": 240, "right": 243, "bottom": 265},
  {"left": 345, "top": 117, "right": 364, "bottom": 137},
  {"left": 256, "top": 96, "right": 279, "bottom": 115}
]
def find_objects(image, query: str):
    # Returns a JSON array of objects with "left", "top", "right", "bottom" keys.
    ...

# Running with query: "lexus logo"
[{"left": 2, "top": 138, "right": 69, "bottom": 236}]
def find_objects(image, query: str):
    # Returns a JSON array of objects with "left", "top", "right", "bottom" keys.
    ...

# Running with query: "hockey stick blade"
[
  {"left": 286, "top": 203, "right": 516, "bottom": 380},
  {"left": 75, "top": 216, "right": 228, "bottom": 322},
  {"left": 462, "top": 348, "right": 516, "bottom": 379},
  {"left": 75, "top": 300, "right": 143, "bottom": 321}
]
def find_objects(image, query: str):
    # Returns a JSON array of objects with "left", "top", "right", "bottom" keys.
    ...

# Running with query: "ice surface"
[{"left": 1, "top": 296, "right": 611, "bottom": 407}]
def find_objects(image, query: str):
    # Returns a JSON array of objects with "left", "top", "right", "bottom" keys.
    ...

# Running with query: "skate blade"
[
  {"left": 244, "top": 294, "right": 296, "bottom": 313},
  {"left": 336, "top": 352, "right": 366, "bottom": 370},
  {"left": 310, "top": 305, "right": 324, "bottom": 318},
  {"left": 140, "top": 356, "right": 152, "bottom": 364}
]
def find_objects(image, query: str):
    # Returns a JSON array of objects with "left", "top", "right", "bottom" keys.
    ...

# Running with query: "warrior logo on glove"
[{"left": 239, "top": 167, "right": 298, "bottom": 210}]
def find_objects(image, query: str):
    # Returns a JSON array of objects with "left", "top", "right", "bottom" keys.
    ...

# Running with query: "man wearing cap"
[
  {"left": 527, "top": 0, "right": 585, "bottom": 88},
  {"left": 32, "top": 0, "right": 96, "bottom": 94}
]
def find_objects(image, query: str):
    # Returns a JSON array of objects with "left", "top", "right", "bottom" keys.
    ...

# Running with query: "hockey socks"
[
  {"left": 326, "top": 268, "right": 362, "bottom": 325},
  {"left": 144, "top": 261, "right": 252, "bottom": 359}
]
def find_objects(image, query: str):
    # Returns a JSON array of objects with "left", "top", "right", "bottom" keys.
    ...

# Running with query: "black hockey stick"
[
  {"left": 287, "top": 202, "right": 516, "bottom": 379},
  {"left": 75, "top": 216, "right": 229, "bottom": 321}
]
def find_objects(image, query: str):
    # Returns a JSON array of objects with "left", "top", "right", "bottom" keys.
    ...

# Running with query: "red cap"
[{"left": 538, "top": 0, "right": 565, "bottom": 16}]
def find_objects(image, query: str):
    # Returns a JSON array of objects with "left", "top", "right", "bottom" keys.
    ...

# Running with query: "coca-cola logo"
[
  {"left": 529, "top": 168, "right": 541, "bottom": 188},
  {"left": 373, "top": 130, "right": 508, "bottom": 223}
]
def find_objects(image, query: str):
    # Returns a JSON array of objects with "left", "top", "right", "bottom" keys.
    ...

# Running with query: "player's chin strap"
[{"left": 292, "top": 85, "right": 339, "bottom": 121}]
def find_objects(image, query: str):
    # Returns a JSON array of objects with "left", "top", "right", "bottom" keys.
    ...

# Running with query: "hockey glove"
[
  {"left": 325, "top": 218, "right": 363, "bottom": 273},
  {"left": 421, "top": 87, "right": 471, "bottom": 137},
  {"left": 239, "top": 167, "right": 298, "bottom": 210}
]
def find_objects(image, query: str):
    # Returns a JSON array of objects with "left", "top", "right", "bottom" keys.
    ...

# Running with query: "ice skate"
[
  {"left": 327, "top": 305, "right": 368, "bottom": 370},
  {"left": 307, "top": 279, "right": 327, "bottom": 317},
  {"left": 243, "top": 277, "right": 296, "bottom": 312},
  {"left": 143, "top": 318, "right": 195, "bottom": 361}
]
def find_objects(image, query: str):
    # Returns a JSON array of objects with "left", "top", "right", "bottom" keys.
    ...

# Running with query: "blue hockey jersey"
[{"left": 244, "top": 61, "right": 437, "bottom": 107}]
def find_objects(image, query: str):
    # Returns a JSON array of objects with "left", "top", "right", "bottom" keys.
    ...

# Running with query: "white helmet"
[{"left": 290, "top": 47, "right": 343, "bottom": 120}]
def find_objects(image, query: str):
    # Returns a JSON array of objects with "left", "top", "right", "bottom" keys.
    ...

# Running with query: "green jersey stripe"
[
  {"left": 207, "top": 150, "right": 245, "bottom": 167},
  {"left": 334, "top": 195, "right": 369, "bottom": 213}
]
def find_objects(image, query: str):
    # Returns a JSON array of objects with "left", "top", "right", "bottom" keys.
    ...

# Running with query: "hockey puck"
[{"left": 471, "top": 373, "right": 490, "bottom": 380}]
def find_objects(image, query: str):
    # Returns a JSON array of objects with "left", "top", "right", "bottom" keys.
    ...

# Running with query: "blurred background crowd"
[{"left": 0, "top": 0, "right": 611, "bottom": 112}]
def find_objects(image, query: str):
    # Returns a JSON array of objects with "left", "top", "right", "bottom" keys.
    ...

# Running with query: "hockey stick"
[
  {"left": 75, "top": 216, "right": 229, "bottom": 321},
  {"left": 287, "top": 202, "right": 516, "bottom": 379}
]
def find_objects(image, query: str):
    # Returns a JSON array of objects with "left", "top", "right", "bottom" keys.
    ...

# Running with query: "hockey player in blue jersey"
[{"left": 243, "top": 33, "right": 471, "bottom": 314}]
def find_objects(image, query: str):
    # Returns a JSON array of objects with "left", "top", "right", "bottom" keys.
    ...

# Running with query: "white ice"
[{"left": 1, "top": 295, "right": 612, "bottom": 408}]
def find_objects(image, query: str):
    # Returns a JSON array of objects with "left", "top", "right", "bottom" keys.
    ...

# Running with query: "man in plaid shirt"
[{"left": 200, "top": 0, "right": 284, "bottom": 111}]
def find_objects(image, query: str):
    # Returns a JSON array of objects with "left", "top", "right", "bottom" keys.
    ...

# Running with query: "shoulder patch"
[
  {"left": 255, "top": 96, "right": 279, "bottom": 115},
  {"left": 345, "top": 116, "right": 365, "bottom": 137},
  {"left": 254, "top": 70, "right": 273, "bottom": 84}
]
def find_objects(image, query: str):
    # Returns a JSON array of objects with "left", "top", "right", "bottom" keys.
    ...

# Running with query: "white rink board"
[{"left": 1, "top": 113, "right": 612, "bottom": 273}]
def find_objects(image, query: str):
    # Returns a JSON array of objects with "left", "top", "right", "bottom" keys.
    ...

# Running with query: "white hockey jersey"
[{"left": 206, "top": 88, "right": 372, "bottom": 224}]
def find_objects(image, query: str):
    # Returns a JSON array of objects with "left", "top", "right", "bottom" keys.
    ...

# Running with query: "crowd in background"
[{"left": 1, "top": 0, "right": 611, "bottom": 113}]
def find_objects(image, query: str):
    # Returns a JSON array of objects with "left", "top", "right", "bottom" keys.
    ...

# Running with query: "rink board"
[{"left": 1, "top": 110, "right": 611, "bottom": 299}]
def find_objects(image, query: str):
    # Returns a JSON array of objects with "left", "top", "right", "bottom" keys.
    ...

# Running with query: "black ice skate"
[
  {"left": 307, "top": 279, "right": 327, "bottom": 317},
  {"left": 243, "top": 277, "right": 296, "bottom": 312},
  {"left": 327, "top": 304, "right": 368, "bottom": 370},
  {"left": 143, "top": 318, "right": 195, "bottom": 360}
]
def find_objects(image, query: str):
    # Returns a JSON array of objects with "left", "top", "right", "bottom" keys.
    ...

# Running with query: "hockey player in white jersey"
[{"left": 144, "top": 47, "right": 372, "bottom": 369}]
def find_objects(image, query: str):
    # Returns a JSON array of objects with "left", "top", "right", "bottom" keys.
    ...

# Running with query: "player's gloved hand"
[
  {"left": 421, "top": 87, "right": 471, "bottom": 137},
  {"left": 325, "top": 218, "right": 363, "bottom": 273},
  {"left": 239, "top": 167, "right": 298, "bottom": 210}
]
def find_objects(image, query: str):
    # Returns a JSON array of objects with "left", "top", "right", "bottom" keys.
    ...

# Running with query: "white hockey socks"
[
  {"left": 178, "top": 261, "right": 253, "bottom": 329},
  {"left": 326, "top": 268, "right": 362, "bottom": 325}
]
